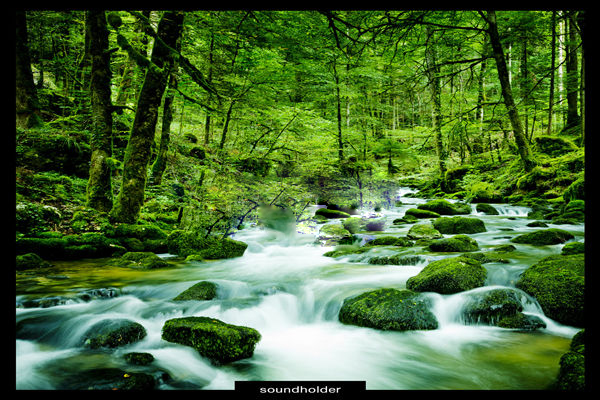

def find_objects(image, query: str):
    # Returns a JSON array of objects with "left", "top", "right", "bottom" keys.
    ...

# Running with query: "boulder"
[
  {"left": 173, "top": 281, "right": 218, "bottom": 301},
  {"left": 406, "top": 223, "right": 443, "bottom": 240},
  {"left": 167, "top": 230, "right": 248, "bottom": 259},
  {"left": 365, "top": 236, "right": 413, "bottom": 247},
  {"left": 59, "top": 368, "right": 156, "bottom": 390},
  {"left": 510, "top": 228, "right": 574, "bottom": 246},
  {"left": 161, "top": 316, "right": 261, "bottom": 364},
  {"left": 16, "top": 253, "right": 52, "bottom": 270},
  {"left": 406, "top": 256, "right": 487, "bottom": 294},
  {"left": 314, "top": 208, "right": 351, "bottom": 219},
  {"left": 427, "top": 235, "right": 479, "bottom": 252},
  {"left": 318, "top": 224, "right": 353, "bottom": 246},
  {"left": 515, "top": 253, "right": 584, "bottom": 327},
  {"left": 432, "top": 216, "right": 486, "bottom": 234},
  {"left": 417, "top": 199, "right": 471, "bottom": 215},
  {"left": 338, "top": 288, "right": 438, "bottom": 331},
  {"left": 123, "top": 352, "right": 155, "bottom": 366},
  {"left": 405, "top": 208, "right": 441, "bottom": 219},
  {"left": 82, "top": 319, "right": 147, "bottom": 349},
  {"left": 561, "top": 242, "right": 585, "bottom": 255},
  {"left": 114, "top": 251, "right": 170, "bottom": 269},
  {"left": 476, "top": 203, "right": 499, "bottom": 215},
  {"left": 554, "top": 329, "right": 585, "bottom": 390}
]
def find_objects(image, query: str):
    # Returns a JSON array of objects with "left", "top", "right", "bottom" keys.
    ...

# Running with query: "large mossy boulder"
[
  {"left": 338, "top": 288, "right": 438, "bottom": 331},
  {"left": 314, "top": 208, "right": 351, "bottom": 219},
  {"left": 82, "top": 319, "right": 147, "bottom": 349},
  {"left": 534, "top": 135, "right": 578, "bottom": 157},
  {"left": 427, "top": 235, "right": 479, "bottom": 252},
  {"left": 554, "top": 329, "right": 585, "bottom": 390},
  {"left": 173, "top": 281, "right": 218, "bottom": 301},
  {"left": 161, "top": 316, "right": 261, "bottom": 364},
  {"left": 462, "top": 288, "right": 546, "bottom": 331},
  {"left": 405, "top": 208, "right": 441, "bottom": 219},
  {"left": 515, "top": 253, "right": 584, "bottom": 327},
  {"left": 15, "top": 232, "right": 126, "bottom": 260},
  {"left": 406, "top": 223, "right": 443, "bottom": 240},
  {"left": 406, "top": 256, "right": 487, "bottom": 294},
  {"left": 432, "top": 216, "right": 486, "bottom": 234},
  {"left": 417, "top": 199, "right": 471, "bottom": 215},
  {"left": 167, "top": 230, "right": 248, "bottom": 259},
  {"left": 476, "top": 203, "right": 499, "bottom": 215},
  {"left": 365, "top": 236, "right": 413, "bottom": 247},
  {"left": 114, "top": 251, "right": 170, "bottom": 269},
  {"left": 16, "top": 253, "right": 52, "bottom": 270},
  {"left": 318, "top": 223, "right": 353, "bottom": 246},
  {"left": 510, "top": 228, "right": 574, "bottom": 246}
]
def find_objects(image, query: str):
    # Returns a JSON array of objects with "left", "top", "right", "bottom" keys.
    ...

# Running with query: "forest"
[{"left": 16, "top": 10, "right": 585, "bottom": 391}]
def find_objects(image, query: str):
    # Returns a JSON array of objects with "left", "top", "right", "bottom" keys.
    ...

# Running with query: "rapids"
[{"left": 15, "top": 188, "right": 584, "bottom": 390}]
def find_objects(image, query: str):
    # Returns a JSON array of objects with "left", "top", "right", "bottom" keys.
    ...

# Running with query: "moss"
[
  {"left": 417, "top": 199, "right": 471, "bottom": 215},
  {"left": 368, "top": 255, "right": 422, "bottom": 265},
  {"left": 173, "top": 281, "right": 218, "bottom": 301},
  {"left": 161, "top": 316, "right": 261, "bottom": 364},
  {"left": 167, "top": 230, "right": 248, "bottom": 259},
  {"left": 496, "top": 313, "right": 546, "bottom": 331},
  {"left": 82, "top": 319, "right": 147, "bottom": 349},
  {"left": 114, "top": 251, "right": 171, "bottom": 269},
  {"left": 338, "top": 288, "right": 438, "bottom": 331},
  {"left": 561, "top": 241, "right": 585, "bottom": 255},
  {"left": 123, "top": 352, "right": 154, "bottom": 366},
  {"left": 515, "top": 253, "right": 584, "bottom": 326},
  {"left": 466, "top": 181, "right": 502, "bottom": 203},
  {"left": 476, "top": 203, "right": 499, "bottom": 215},
  {"left": 323, "top": 246, "right": 371, "bottom": 258},
  {"left": 432, "top": 216, "right": 487, "bottom": 234},
  {"left": 342, "top": 217, "right": 363, "bottom": 234},
  {"left": 563, "top": 177, "right": 584, "bottom": 203},
  {"left": 510, "top": 228, "right": 574, "bottom": 245},
  {"left": 314, "top": 208, "right": 351, "bottom": 219},
  {"left": 406, "top": 256, "right": 486, "bottom": 294},
  {"left": 427, "top": 234, "right": 479, "bottom": 252},
  {"left": 318, "top": 224, "right": 353, "bottom": 244},
  {"left": 15, "top": 233, "right": 124, "bottom": 260},
  {"left": 463, "top": 288, "right": 523, "bottom": 325},
  {"left": 406, "top": 223, "right": 443, "bottom": 240},
  {"left": 405, "top": 208, "right": 441, "bottom": 219},
  {"left": 16, "top": 253, "right": 52, "bottom": 270},
  {"left": 365, "top": 236, "right": 410, "bottom": 247}
]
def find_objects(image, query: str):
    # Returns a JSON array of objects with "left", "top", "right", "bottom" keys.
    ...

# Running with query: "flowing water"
[{"left": 15, "top": 188, "right": 584, "bottom": 390}]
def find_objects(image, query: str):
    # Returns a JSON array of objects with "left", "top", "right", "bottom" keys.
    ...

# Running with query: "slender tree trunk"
[
  {"left": 111, "top": 11, "right": 184, "bottom": 223},
  {"left": 150, "top": 70, "right": 177, "bottom": 185},
  {"left": 219, "top": 99, "right": 235, "bottom": 149},
  {"left": 425, "top": 26, "right": 446, "bottom": 180},
  {"left": 484, "top": 11, "right": 536, "bottom": 172},
  {"left": 15, "top": 11, "right": 42, "bottom": 129},
  {"left": 332, "top": 58, "right": 344, "bottom": 162},
  {"left": 86, "top": 11, "right": 114, "bottom": 212},
  {"left": 547, "top": 11, "right": 556, "bottom": 135},
  {"left": 565, "top": 11, "right": 580, "bottom": 128},
  {"left": 204, "top": 33, "right": 215, "bottom": 145}
]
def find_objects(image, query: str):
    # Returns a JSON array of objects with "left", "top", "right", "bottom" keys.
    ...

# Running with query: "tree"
[
  {"left": 481, "top": 10, "right": 536, "bottom": 172},
  {"left": 110, "top": 11, "right": 184, "bottom": 223},
  {"left": 16, "top": 11, "right": 42, "bottom": 129},
  {"left": 86, "top": 10, "right": 114, "bottom": 212}
]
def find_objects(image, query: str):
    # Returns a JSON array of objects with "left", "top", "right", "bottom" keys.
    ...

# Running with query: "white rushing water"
[{"left": 15, "top": 188, "right": 584, "bottom": 390}]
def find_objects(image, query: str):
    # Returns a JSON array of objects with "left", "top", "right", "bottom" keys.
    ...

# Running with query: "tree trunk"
[
  {"left": 546, "top": 11, "right": 556, "bottom": 135},
  {"left": 332, "top": 58, "right": 344, "bottom": 162},
  {"left": 150, "top": 70, "right": 177, "bottom": 185},
  {"left": 565, "top": 11, "right": 580, "bottom": 128},
  {"left": 15, "top": 11, "right": 42, "bottom": 129},
  {"left": 86, "top": 11, "right": 114, "bottom": 212},
  {"left": 484, "top": 11, "right": 536, "bottom": 172},
  {"left": 111, "top": 11, "right": 184, "bottom": 223},
  {"left": 425, "top": 26, "right": 447, "bottom": 180}
]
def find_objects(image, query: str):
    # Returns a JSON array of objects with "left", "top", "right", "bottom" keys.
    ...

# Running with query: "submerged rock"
[
  {"left": 515, "top": 253, "right": 584, "bottom": 327},
  {"left": 59, "top": 368, "right": 156, "bottom": 390},
  {"left": 406, "top": 256, "right": 487, "bottom": 294},
  {"left": 406, "top": 223, "right": 443, "bottom": 240},
  {"left": 82, "top": 318, "right": 147, "bottom": 349},
  {"left": 161, "top": 316, "right": 261, "bottom": 364},
  {"left": 338, "top": 288, "right": 438, "bottom": 331},
  {"left": 114, "top": 251, "right": 170, "bottom": 269}
]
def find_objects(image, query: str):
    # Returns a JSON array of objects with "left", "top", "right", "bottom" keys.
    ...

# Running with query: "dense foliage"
[{"left": 15, "top": 10, "right": 585, "bottom": 239}]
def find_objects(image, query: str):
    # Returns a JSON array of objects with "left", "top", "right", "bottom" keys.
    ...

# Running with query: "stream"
[{"left": 15, "top": 188, "right": 584, "bottom": 390}]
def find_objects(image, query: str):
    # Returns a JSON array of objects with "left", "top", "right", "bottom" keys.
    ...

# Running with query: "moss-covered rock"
[
  {"left": 367, "top": 255, "right": 423, "bottom": 266},
  {"left": 510, "top": 228, "right": 574, "bottom": 245},
  {"left": 466, "top": 181, "right": 502, "bottom": 203},
  {"left": 82, "top": 319, "right": 147, "bottom": 349},
  {"left": 427, "top": 235, "right": 479, "bottom": 252},
  {"left": 406, "top": 223, "right": 443, "bottom": 240},
  {"left": 167, "top": 230, "right": 248, "bottom": 259},
  {"left": 432, "top": 216, "right": 486, "bottom": 234},
  {"left": 318, "top": 223, "right": 353, "bottom": 245},
  {"left": 534, "top": 136, "right": 578, "bottom": 157},
  {"left": 173, "top": 281, "right": 218, "bottom": 301},
  {"left": 16, "top": 253, "right": 52, "bottom": 270},
  {"left": 123, "top": 352, "right": 155, "bottom": 366},
  {"left": 417, "top": 199, "right": 471, "bottom": 215},
  {"left": 495, "top": 313, "right": 546, "bottom": 330},
  {"left": 16, "top": 202, "right": 62, "bottom": 235},
  {"left": 405, "top": 208, "right": 441, "bottom": 219},
  {"left": 561, "top": 241, "right": 585, "bottom": 255},
  {"left": 314, "top": 208, "right": 351, "bottom": 219},
  {"left": 553, "top": 329, "right": 585, "bottom": 390},
  {"left": 461, "top": 251, "right": 510, "bottom": 264},
  {"left": 563, "top": 177, "right": 584, "bottom": 203},
  {"left": 60, "top": 368, "right": 156, "bottom": 390},
  {"left": 15, "top": 233, "right": 125, "bottom": 260},
  {"left": 323, "top": 246, "right": 371, "bottom": 258},
  {"left": 476, "top": 203, "right": 499, "bottom": 215},
  {"left": 338, "top": 288, "right": 438, "bottom": 331},
  {"left": 406, "top": 256, "right": 487, "bottom": 294},
  {"left": 161, "top": 316, "right": 261, "bottom": 364},
  {"left": 342, "top": 217, "right": 363, "bottom": 234},
  {"left": 114, "top": 251, "right": 171, "bottom": 269},
  {"left": 515, "top": 253, "right": 584, "bottom": 327},
  {"left": 364, "top": 236, "right": 413, "bottom": 247}
]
